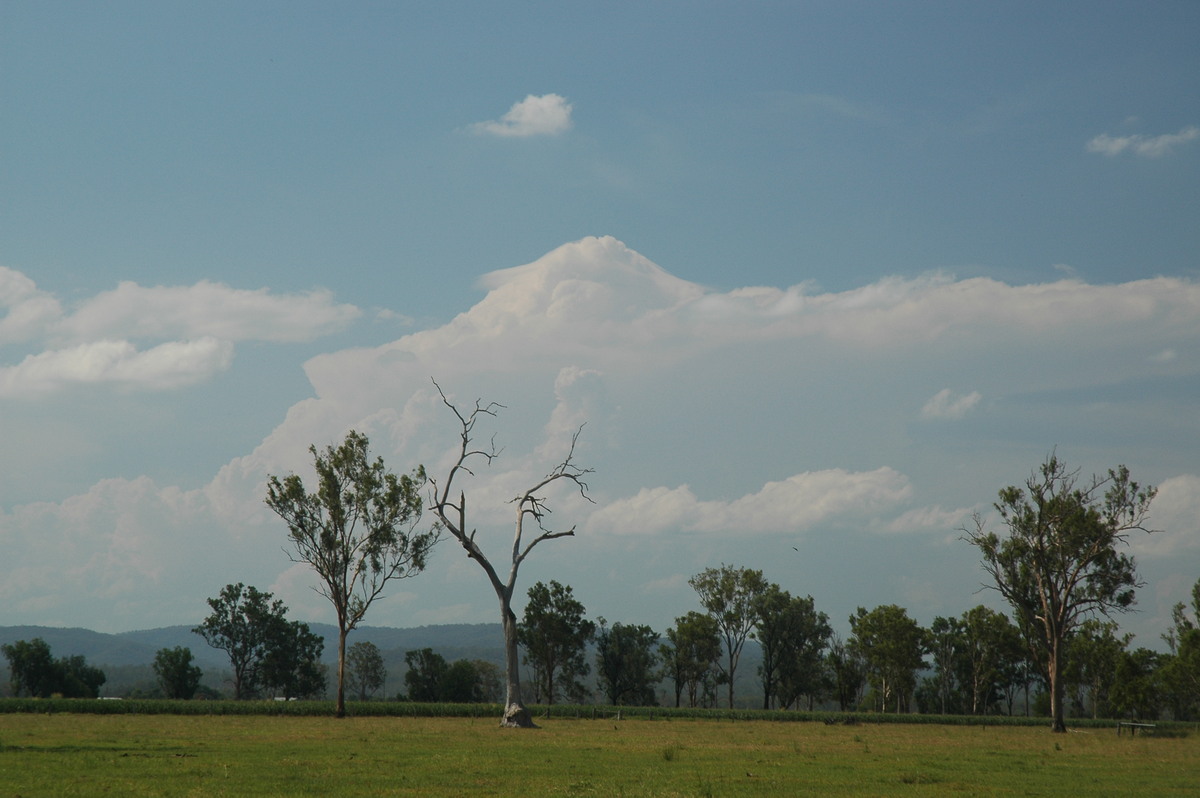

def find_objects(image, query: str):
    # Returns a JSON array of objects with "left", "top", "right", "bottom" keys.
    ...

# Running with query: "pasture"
[{"left": 1, "top": 713, "right": 1196, "bottom": 796}]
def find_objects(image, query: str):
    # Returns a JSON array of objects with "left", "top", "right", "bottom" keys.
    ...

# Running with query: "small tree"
[
  {"left": 194, "top": 583, "right": 316, "bottom": 699},
  {"left": 689, "top": 564, "right": 768, "bottom": 708},
  {"left": 266, "top": 430, "right": 437, "bottom": 717},
  {"left": 661, "top": 611, "right": 722, "bottom": 708},
  {"left": 442, "top": 660, "right": 485, "bottom": 702},
  {"left": 518, "top": 580, "right": 595, "bottom": 704},
  {"left": 261, "top": 619, "right": 326, "bottom": 699},
  {"left": 754, "top": 586, "right": 831, "bottom": 710},
  {"left": 0, "top": 638, "right": 105, "bottom": 698},
  {"left": 827, "top": 633, "right": 866, "bottom": 711},
  {"left": 153, "top": 646, "right": 203, "bottom": 700},
  {"left": 1162, "top": 578, "right": 1200, "bottom": 720},
  {"left": 427, "top": 381, "right": 593, "bottom": 727},
  {"left": 596, "top": 619, "right": 660, "bottom": 706},
  {"left": 346, "top": 641, "right": 387, "bottom": 701},
  {"left": 1, "top": 638, "right": 56, "bottom": 698},
  {"left": 964, "top": 454, "right": 1155, "bottom": 732},
  {"left": 849, "top": 604, "right": 928, "bottom": 713},
  {"left": 404, "top": 648, "right": 448, "bottom": 702}
]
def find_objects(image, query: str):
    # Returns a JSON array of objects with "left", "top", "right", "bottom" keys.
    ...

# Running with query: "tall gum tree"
[
  {"left": 688, "top": 564, "right": 768, "bottom": 709},
  {"left": 265, "top": 431, "right": 438, "bottom": 718},
  {"left": 963, "top": 454, "right": 1155, "bottom": 733},
  {"left": 428, "top": 381, "right": 593, "bottom": 728}
]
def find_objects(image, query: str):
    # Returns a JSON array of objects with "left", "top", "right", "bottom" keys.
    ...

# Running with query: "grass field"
[{"left": 1, "top": 713, "right": 1197, "bottom": 796}]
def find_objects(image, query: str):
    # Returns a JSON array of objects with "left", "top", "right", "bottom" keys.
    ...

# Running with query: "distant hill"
[{"left": 0, "top": 623, "right": 505, "bottom": 670}]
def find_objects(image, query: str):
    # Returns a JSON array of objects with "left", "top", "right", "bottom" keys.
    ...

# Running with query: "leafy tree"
[
  {"left": 517, "top": 580, "right": 595, "bottom": 704},
  {"left": 1110, "top": 647, "right": 1164, "bottom": 721},
  {"left": 266, "top": 430, "right": 437, "bottom": 717},
  {"left": 441, "top": 659, "right": 485, "bottom": 702},
  {"left": 596, "top": 619, "right": 660, "bottom": 706},
  {"left": 153, "top": 646, "right": 203, "bottom": 700},
  {"left": 689, "top": 564, "right": 768, "bottom": 708},
  {"left": 2, "top": 637, "right": 56, "bottom": 698},
  {"left": 194, "top": 583, "right": 321, "bottom": 699},
  {"left": 261, "top": 619, "right": 326, "bottom": 699},
  {"left": 964, "top": 454, "right": 1155, "bottom": 732},
  {"left": 471, "top": 659, "right": 504, "bottom": 704},
  {"left": 849, "top": 604, "right": 928, "bottom": 713},
  {"left": 924, "top": 615, "right": 964, "bottom": 715},
  {"left": 427, "top": 381, "right": 593, "bottom": 727},
  {"left": 404, "top": 648, "right": 448, "bottom": 702},
  {"left": 755, "top": 587, "right": 831, "bottom": 710},
  {"left": 826, "top": 633, "right": 866, "bottom": 711},
  {"left": 346, "top": 641, "right": 387, "bottom": 701},
  {"left": 1063, "top": 619, "right": 1128, "bottom": 719},
  {"left": 959, "top": 605, "right": 1023, "bottom": 716},
  {"left": 661, "top": 611, "right": 722, "bottom": 708},
  {"left": 1162, "top": 578, "right": 1200, "bottom": 720},
  {"left": 1, "top": 638, "right": 106, "bottom": 698}
]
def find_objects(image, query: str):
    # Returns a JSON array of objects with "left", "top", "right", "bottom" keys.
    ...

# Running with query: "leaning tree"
[
  {"left": 266, "top": 430, "right": 438, "bottom": 718},
  {"left": 428, "top": 380, "right": 592, "bottom": 727},
  {"left": 963, "top": 454, "right": 1155, "bottom": 732}
]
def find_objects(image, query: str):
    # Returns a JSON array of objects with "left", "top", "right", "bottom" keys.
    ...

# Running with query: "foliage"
[
  {"left": 964, "top": 454, "right": 1155, "bottom": 732},
  {"left": 661, "top": 611, "right": 722, "bottom": 708},
  {"left": 688, "top": 564, "right": 768, "bottom": 708},
  {"left": 266, "top": 429, "right": 436, "bottom": 717},
  {"left": 849, "top": 604, "right": 928, "bottom": 713},
  {"left": 595, "top": 619, "right": 660, "bottom": 706},
  {"left": 193, "top": 583, "right": 323, "bottom": 700},
  {"left": 261, "top": 619, "right": 326, "bottom": 699},
  {"left": 345, "top": 641, "right": 387, "bottom": 701},
  {"left": 1161, "top": 578, "right": 1200, "bottom": 720},
  {"left": 152, "top": 647, "right": 203, "bottom": 700},
  {"left": 1, "top": 637, "right": 106, "bottom": 698},
  {"left": 753, "top": 586, "right": 831, "bottom": 710},
  {"left": 826, "top": 633, "right": 866, "bottom": 712},
  {"left": 404, "top": 648, "right": 449, "bottom": 702},
  {"left": 517, "top": 579, "right": 595, "bottom": 704}
]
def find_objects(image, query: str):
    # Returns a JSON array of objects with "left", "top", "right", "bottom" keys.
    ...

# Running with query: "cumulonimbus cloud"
[
  {"left": 1086, "top": 126, "right": 1200, "bottom": 158},
  {"left": 470, "top": 93, "right": 573, "bottom": 137}
]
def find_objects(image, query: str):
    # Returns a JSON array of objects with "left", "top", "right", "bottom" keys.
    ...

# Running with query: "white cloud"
[
  {"left": 0, "top": 272, "right": 360, "bottom": 396},
  {"left": 586, "top": 467, "right": 912, "bottom": 537},
  {"left": 1086, "top": 125, "right": 1200, "bottom": 158},
  {"left": 0, "top": 266, "right": 63, "bottom": 343},
  {"left": 57, "top": 280, "right": 360, "bottom": 343},
  {"left": 921, "top": 388, "right": 982, "bottom": 420},
  {"left": 3, "top": 237, "right": 1200, "bottom": 636},
  {"left": 470, "top": 93, "right": 573, "bottom": 137},
  {"left": 0, "top": 337, "right": 234, "bottom": 396},
  {"left": 1129, "top": 474, "right": 1200, "bottom": 558}
]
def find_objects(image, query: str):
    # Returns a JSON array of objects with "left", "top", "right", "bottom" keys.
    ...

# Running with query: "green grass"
[{"left": 1, "top": 713, "right": 1197, "bottom": 796}]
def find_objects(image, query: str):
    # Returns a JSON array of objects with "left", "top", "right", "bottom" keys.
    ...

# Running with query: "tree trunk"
[
  {"left": 1049, "top": 642, "right": 1066, "bottom": 733},
  {"left": 335, "top": 625, "right": 347, "bottom": 719},
  {"left": 500, "top": 605, "right": 536, "bottom": 728}
]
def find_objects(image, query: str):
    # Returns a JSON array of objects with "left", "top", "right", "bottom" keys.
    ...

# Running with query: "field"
[{"left": 1, "top": 712, "right": 1197, "bottom": 797}]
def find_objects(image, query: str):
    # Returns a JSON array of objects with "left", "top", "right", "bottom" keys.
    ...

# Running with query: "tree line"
[{"left": 3, "top": 384, "right": 1193, "bottom": 733}]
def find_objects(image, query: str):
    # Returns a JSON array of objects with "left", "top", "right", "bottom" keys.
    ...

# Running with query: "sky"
[{"left": 2, "top": 2, "right": 1198, "bottom": 652}]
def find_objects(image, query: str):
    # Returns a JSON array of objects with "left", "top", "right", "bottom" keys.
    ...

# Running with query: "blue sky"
[{"left": 2, "top": 2, "right": 1198, "bottom": 650}]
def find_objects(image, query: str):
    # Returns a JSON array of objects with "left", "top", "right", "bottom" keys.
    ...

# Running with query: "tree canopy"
[
  {"left": 964, "top": 454, "right": 1155, "bottom": 732},
  {"left": 266, "top": 430, "right": 437, "bottom": 717}
]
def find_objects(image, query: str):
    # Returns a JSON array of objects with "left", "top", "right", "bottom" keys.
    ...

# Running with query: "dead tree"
[{"left": 428, "top": 380, "right": 593, "bottom": 727}]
